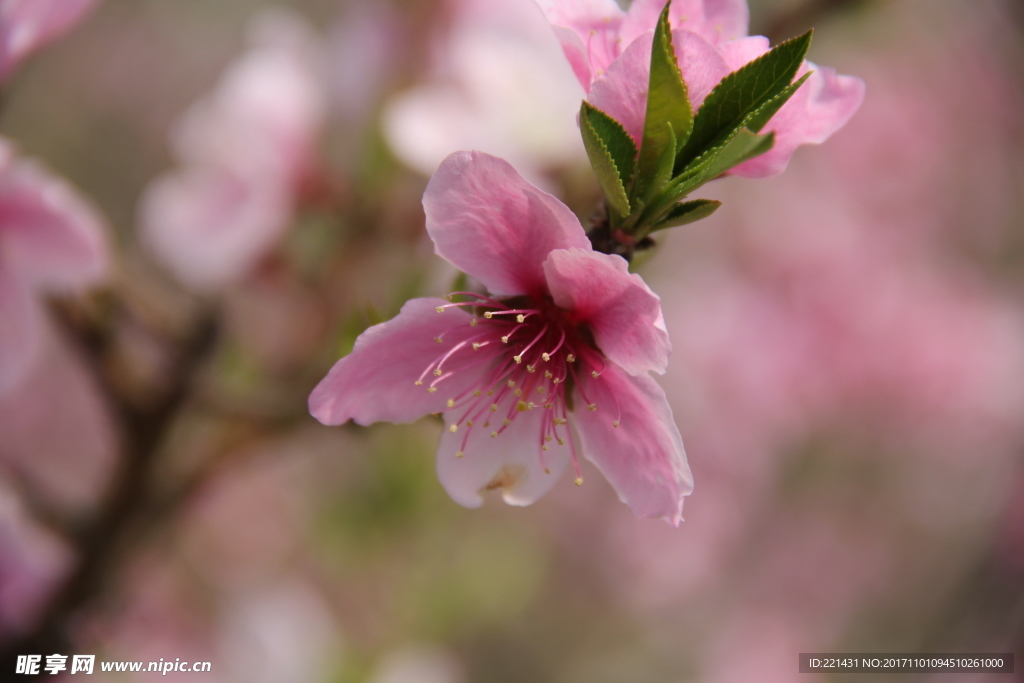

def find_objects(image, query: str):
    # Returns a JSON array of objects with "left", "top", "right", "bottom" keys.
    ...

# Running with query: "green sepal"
[
  {"left": 635, "top": 2, "right": 693, "bottom": 200},
  {"left": 651, "top": 199, "right": 722, "bottom": 232},
  {"left": 676, "top": 30, "right": 812, "bottom": 170},
  {"left": 580, "top": 101, "right": 637, "bottom": 218}
]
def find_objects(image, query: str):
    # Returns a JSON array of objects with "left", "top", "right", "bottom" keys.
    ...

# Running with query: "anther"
[
  {"left": 491, "top": 431, "right": 499, "bottom": 438},
  {"left": 436, "top": 306, "right": 444, "bottom": 313},
  {"left": 414, "top": 380, "right": 423, "bottom": 386},
  {"left": 516, "top": 401, "right": 529, "bottom": 412},
  {"left": 507, "top": 380, "right": 516, "bottom": 388},
  {"left": 484, "top": 311, "right": 493, "bottom": 318},
  {"left": 575, "top": 477, "right": 583, "bottom": 486},
  {"left": 588, "top": 404, "right": 597, "bottom": 411},
  {"left": 470, "top": 319, "right": 478, "bottom": 327},
  {"left": 537, "top": 387, "right": 546, "bottom": 394},
  {"left": 456, "top": 451, "right": 464, "bottom": 458},
  {"left": 612, "top": 420, "right": 619, "bottom": 428},
  {"left": 566, "top": 354, "right": 576, "bottom": 363},
  {"left": 472, "top": 343, "right": 482, "bottom": 350},
  {"left": 473, "top": 390, "right": 482, "bottom": 397},
  {"left": 513, "top": 388, "right": 523, "bottom": 397},
  {"left": 591, "top": 370, "right": 599, "bottom": 378},
  {"left": 433, "top": 369, "right": 442, "bottom": 376},
  {"left": 467, "top": 420, "right": 474, "bottom": 427},
  {"left": 516, "top": 314, "right": 525, "bottom": 323},
  {"left": 544, "top": 435, "right": 553, "bottom": 443},
  {"left": 542, "top": 445, "right": 550, "bottom": 451},
  {"left": 557, "top": 438, "right": 565, "bottom": 446},
  {"left": 513, "top": 355, "right": 522, "bottom": 364},
  {"left": 434, "top": 337, "right": 443, "bottom": 344},
  {"left": 427, "top": 387, "right": 437, "bottom": 393},
  {"left": 446, "top": 399, "right": 455, "bottom": 408},
  {"left": 545, "top": 371, "right": 553, "bottom": 378},
  {"left": 501, "top": 335, "right": 510, "bottom": 343},
  {"left": 489, "top": 404, "right": 499, "bottom": 412},
  {"left": 541, "top": 353, "right": 550, "bottom": 361},
  {"left": 450, "top": 425, "right": 458, "bottom": 433},
  {"left": 503, "top": 418, "right": 512, "bottom": 426}
]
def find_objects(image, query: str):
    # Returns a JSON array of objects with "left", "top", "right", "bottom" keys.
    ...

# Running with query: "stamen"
[
  {"left": 566, "top": 354, "right": 576, "bottom": 363},
  {"left": 446, "top": 399, "right": 455, "bottom": 408},
  {"left": 449, "top": 425, "right": 458, "bottom": 433},
  {"left": 456, "top": 451, "right": 464, "bottom": 458},
  {"left": 543, "top": 329, "right": 566, "bottom": 362}
]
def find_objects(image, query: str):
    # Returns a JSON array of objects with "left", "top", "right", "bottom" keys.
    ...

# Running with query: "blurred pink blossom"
[
  {"left": 0, "top": 138, "right": 108, "bottom": 395},
  {"left": 0, "top": 0, "right": 100, "bottom": 82},
  {"left": 311, "top": 151, "right": 692, "bottom": 523},
  {"left": 539, "top": 0, "right": 865, "bottom": 177},
  {"left": 139, "top": 8, "right": 325, "bottom": 292},
  {"left": 383, "top": 0, "right": 586, "bottom": 184}
]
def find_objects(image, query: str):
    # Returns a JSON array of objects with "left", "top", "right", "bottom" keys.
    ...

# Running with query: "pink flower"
[
  {"left": 0, "top": 0, "right": 100, "bottom": 82},
  {"left": 0, "top": 138, "right": 108, "bottom": 395},
  {"left": 537, "top": 0, "right": 865, "bottom": 177},
  {"left": 139, "top": 9, "right": 325, "bottom": 291},
  {"left": 310, "top": 151, "right": 691, "bottom": 523}
]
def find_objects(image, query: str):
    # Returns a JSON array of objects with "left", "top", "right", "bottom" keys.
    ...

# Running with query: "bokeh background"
[{"left": 1, "top": 0, "right": 1023, "bottom": 681}]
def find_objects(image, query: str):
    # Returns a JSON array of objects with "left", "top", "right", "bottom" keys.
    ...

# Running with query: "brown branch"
[{"left": 1, "top": 309, "right": 218, "bottom": 664}]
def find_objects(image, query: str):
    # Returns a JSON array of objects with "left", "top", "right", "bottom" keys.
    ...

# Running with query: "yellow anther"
[
  {"left": 516, "top": 314, "right": 525, "bottom": 323},
  {"left": 507, "top": 380, "right": 516, "bottom": 388},
  {"left": 588, "top": 403, "right": 597, "bottom": 411},
  {"left": 473, "top": 390, "right": 482, "bottom": 397},
  {"left": 472, "top": 343, "right": 482, "bottom": 350},
  {"left": 435, "top": 337, "right": 443, "bottom": 344},
  {"left": 554, "top": 418, "right": 567, "bottom": 426},
  {"left": 527, "top": 365, "right": 536, "bottom": 373},
  {"left": 470, "top": 319, "right": 478, "bottom": 327},
  {"left": 427, "top": 387, "right": 437, "bottom": 393},
  {"left": 545, "top": 468, "right": 551, "bottom": 474},
  {"left": 613, "top": 420, "right": 620, "bottom": 428},
  {"left": 566, "top": 354, "right": 576, "bottom": 363},
  {"left": 484, "top": 311, "right": 493, "bottom": 319},
  {"left": 544, "top": 435, "right": 552, "bottom": 443},
  {"left": 542, "top": 445, "right": 550, "bottom": 451},
  {"left": 501, "top": 335, "right": 510, "bottom": 343},
  {"left": 491, "top": 431, "right": 499, "bottom": 438},
  {"left": 450, "top": 425, "right": 458, "bottom": 433},
  {"left": 514, "top": 388, "right": 523, "bottom": 397},
  {"left": 456, "top": 451, "right": 464, "bottom": 458},
  {"left": 467, "top": 420, "right": 474, "bottom": 427},
  {"left": 436, "top": 306, "right": 444, "bottom": 313},
  {"left": 513, "top": 355, "right": 522, "bottom": 364},
  {"left": 444, "top": 294, "right": 453, "bottom": 301},
  {"left": 545, "top": 370, "right": 553, "bottom": 378},
  {"left": 415, "top": 380, "right": 423, "bottom": 386},
  {"left": 542, "top": 353, "right": 550, "bottom": 362},
  {"left": 537, "top": 387, "right": 546, "bottom": 394},
  {"left": 527, "top": 402, "right": 535, "bottom": 409},
  {"left": 574, "top": 477, "right": 583, "bottom": 486},
  {"left": 433, "top": 368, "right": 442, "bottom": 376},
  {"left": 553, "top": 378, "right": 561, "bottom": 384},
  {"left": 487, "top": 390, "right": 494, "bottom": 396},
  {"left": 591, "top": 370, "right": 599, "bottom": 378},
  {"left": 516, "top": 401, "right": 529, "bottom": 412},
  {"left": 446, "top": 399, "right": 455, "bottom": 408},
  {"left": 489, "top": 404, "right": 499, "bottom": 412},
  {"left": 557, "top": 438, "right": 565, "bottom": 446},
  {"left": 503, "top": 418, "right": 512, "bottom": 426}
]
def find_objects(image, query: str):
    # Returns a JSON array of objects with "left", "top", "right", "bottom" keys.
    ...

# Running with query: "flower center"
[{"left": 420, "top": 291, "right": 618, "bottom": 484}]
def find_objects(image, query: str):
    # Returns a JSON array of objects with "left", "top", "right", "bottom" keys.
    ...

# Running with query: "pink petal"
[
  {"left": 423, "top": 151, "right": 591, "bottom": 297},
  {"left": 309, "top": 298, "right": 494, "bottom": 426},
  {"left": 0, "top": 269, "right": 38, "bottom": 396},
  {"left": 436, "top": 407, "right": 570, "bottom": 508},
  {"left": 543, "top": 248, "right": 671, "bottom": 375},
  {"left": 0, "top": 0, "right": 99, "bottom": 82},
  {"left": 716, "top": 34, "right": 768, "bottom": 68},
  {"left": 730, "top": 64, "right": 866, "bottom": 178},
  {"left": 589, "top": 29, "right": 729, "bottom": 144},
  {"left": 621, "top": 0, "right": 749, "bottom": 48},
  {"left": 139, "top": 168, "right": 291, "bottom": 291},
  {"left": 534, "top": 0, "right": 626, "bottom": 88},
  {"left": 0, "top": 144, "right": 108, "bottom": 289},
  {"left": 573, "top": 364, "right": 692, "bottom": 524}
]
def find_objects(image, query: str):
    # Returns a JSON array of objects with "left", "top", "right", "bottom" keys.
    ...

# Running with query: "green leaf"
[
  {"left": 651, "top": 199, "right": 721, "bottom": 231},
  {"left": 676, "top": 30, "right": 812, "bottom": 170},
  {"left": 580, "top": 102, "right": 637, "bottom": 217},
  {"left": 643, "top": 128, "right": 773, "bottom": 224},
  {"left": 743, "top": 71, "right": 812, "bottom": 133},
  {"left": 635, "top": 2, "right": 693, "bottom": 200}
]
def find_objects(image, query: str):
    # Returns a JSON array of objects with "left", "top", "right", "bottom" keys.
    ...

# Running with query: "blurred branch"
[
  {"left": 760, "top": 0, "right": 872, "bottom": 43},
  {"left": 1, "top": 304, "right": 218, "bottom": 661}
]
